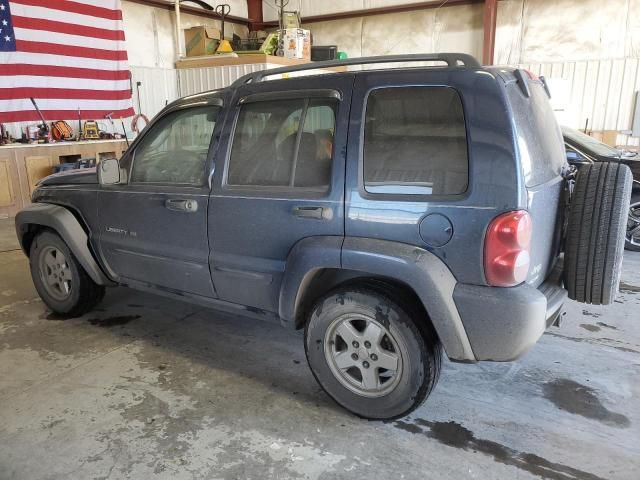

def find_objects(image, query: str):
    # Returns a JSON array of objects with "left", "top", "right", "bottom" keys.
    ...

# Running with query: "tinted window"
[
  {"left": 228, "top": 98, "right": 337, "bottom": 189},
  {"left": 131, "top": 106, "right": 219, "bottom": 185},
  {"left": 507, "top": 83, "right": 566, "bottom": 187},
  {"left": 363, "top": 87, "right": 468, "bottom": 195}
]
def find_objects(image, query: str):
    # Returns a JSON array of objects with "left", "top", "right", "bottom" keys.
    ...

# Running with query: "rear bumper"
[{"left": 453, "top": 262, "right": 567, "bottom": 362}]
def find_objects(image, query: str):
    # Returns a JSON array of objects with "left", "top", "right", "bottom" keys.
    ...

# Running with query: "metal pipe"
[
  {"left": 127, "top": 0, "right": 249, "bottom": 25},
  {"left": 257, "top": 0, "right": 482, "bottom": 28},
  {"left": 175, "top": 0, "right": 183, "bottom": 59},
  {"left": 482, "top": 0, "right": 497, "bottom": 65},
  {"left": 246, "top": 0, "right": 263, "bottom": 31}
]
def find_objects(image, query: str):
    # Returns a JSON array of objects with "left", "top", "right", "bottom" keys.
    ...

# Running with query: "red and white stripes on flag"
[{"left": 0, "top": 0, "right": 135, "bottom": 124}]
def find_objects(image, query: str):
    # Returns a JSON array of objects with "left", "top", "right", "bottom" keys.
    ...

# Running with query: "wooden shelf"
[{"left": 176, "top": 54, "right": 312, "bottom": 70}]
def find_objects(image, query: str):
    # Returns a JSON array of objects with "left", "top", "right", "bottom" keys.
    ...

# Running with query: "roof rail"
[{"left": 231, "top": 53, "right": 481, "bottom": 87}]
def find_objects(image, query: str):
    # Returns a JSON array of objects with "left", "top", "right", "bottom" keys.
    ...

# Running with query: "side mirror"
[
  {"left": 98, "top": 158, "right": 121, "bottom": 185},
  {"left": 565, "top": 147, "right": 590, "bottom": 165}
]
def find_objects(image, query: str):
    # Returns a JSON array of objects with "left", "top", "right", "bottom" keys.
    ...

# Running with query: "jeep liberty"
[{"left": 15, "top": 54, "right": 633, "bottom": 419}]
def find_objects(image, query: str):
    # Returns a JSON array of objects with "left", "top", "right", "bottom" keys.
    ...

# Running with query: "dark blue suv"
[{"left": 15, "top": 54, "right": 633, "bottom": 419}]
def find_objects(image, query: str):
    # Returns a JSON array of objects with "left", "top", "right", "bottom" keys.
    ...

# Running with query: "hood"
[
  {"left": 39, "top": 167, "right": 98, "bottom": 186},
  {"left": 561, "top": 126, "right": 622, "bottom": 160}
]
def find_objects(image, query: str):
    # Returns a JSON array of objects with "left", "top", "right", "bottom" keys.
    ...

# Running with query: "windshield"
[{"left": 562, "top": 126, "right": 621, "bottom": 158}]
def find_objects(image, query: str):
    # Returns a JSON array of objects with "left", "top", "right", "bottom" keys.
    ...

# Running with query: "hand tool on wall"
[
  {"left": 120, "top": 118, "right": 130, "bottom": 148},
  {"left": 0, "top": 123, "right": 12, "bottom": 145},
  {"left": 136, "top": 81, "right": 143, "bottom": 114},
  {"left": 29, "top": 97, "right": 50, "bottom": 142},
  {"left": 77, "top": 107, "right": 82, "bottom": 141},
  {"left": 103, "top": 112, "right": 118, "bottom": 139}
]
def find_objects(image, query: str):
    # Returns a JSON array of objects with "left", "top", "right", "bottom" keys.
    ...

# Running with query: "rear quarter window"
[
  {"left": 506, "top": 82, "right": 567, "bottom": 187},
  {"left": 363, "top": 86, "right": 468, "bottom": 196}
]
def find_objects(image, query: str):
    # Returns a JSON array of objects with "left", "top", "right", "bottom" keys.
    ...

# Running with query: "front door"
[
  {"left": 208, "top": 75, "right": 353, "bottom": 312},
  {"left": 97, "top": 98, "right": 224, "bottom": 298}
]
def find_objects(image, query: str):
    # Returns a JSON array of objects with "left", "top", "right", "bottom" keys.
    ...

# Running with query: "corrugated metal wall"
[
  {"left": 177, "top": 64, "right": 268, "bottom": 97},
  {"left": 521, "top": 59, "right": 640, "bottom": 146},
  {"left": 176, "top": 64, "right": 341, "bottom": 97},
  {"left": 130, "top": 66, "right": 179, "bottom": 119}
]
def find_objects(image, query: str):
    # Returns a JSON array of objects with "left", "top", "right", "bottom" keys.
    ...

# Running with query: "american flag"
[{"left": 0, "top": 0, "right": 134, "bottom": 124}]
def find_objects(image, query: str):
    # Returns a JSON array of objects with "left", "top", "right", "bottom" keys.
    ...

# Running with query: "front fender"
[{"left": 15, "top": 203, "right": 113, "bottom": 286}]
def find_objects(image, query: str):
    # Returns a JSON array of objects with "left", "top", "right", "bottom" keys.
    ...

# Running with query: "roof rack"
[{"left": 231, "top": 53, "right": 481, "bottom": 87}]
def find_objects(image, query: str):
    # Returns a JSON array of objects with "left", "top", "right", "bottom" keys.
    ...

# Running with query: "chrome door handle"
[
  {"left": 165, "top": 199, "right": 198, "bottom": 213},
  {"left": 292, "top": 206, "right": 332, "bottom": 220}
]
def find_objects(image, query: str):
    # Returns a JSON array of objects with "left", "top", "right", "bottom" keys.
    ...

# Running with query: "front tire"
[
  {"left": 304, "top": 287, "right": 441, "bottom": 420},
  {"left": 29, "top": 230, "right": 105, "bottom": 317}
]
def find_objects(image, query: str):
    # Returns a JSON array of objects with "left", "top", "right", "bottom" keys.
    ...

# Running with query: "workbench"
[{"left": 0, "top": 139, "right": 128, "bottom": 218}]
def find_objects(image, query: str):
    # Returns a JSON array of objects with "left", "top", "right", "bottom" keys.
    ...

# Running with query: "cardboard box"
[
  {"left": 589, "top": 130, "right": 620, "bottom": 148},
  {"left": 279, "top": 29, "right": 310, "bottom": 60},
  {"left": 184, "top": 26, "right": 221, "bottom": 57},
  {"left": 601, "top": 130, "right": 619, "bottom": 147}
]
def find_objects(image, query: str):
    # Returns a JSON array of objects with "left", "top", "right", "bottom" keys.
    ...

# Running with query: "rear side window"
[
  {"left": 363, "top": 87, "right": 468, "bottom": 195},
  {"left": 227, "top": 97, "right": 337, "bottom": 190},
  {"left": 506, "top": 82, "right": 566, "bottom": 187}
]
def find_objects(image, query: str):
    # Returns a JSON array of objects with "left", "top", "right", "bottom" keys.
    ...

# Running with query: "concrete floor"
[{"left": 0, "top": 218, "right": 639, "bottom": 480}]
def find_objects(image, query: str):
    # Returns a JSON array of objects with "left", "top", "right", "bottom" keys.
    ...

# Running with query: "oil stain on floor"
[
  {"left": 42, "top": 311, "right": 82, "bottom": 321},
  {"left": 580, "top": 324, "right": 601, "bottom": 332},
  {"left": 596, "top": 322, "right": 617, "bottom": 330},
  {"left": 543, "top": 378, "right": 630, "bottom": 428},
  {"left": 393, "top": 419, "right": 606, "bottom": 480},
  {"left": 88, "top": 315, "right": 141, "bottom": 328}
]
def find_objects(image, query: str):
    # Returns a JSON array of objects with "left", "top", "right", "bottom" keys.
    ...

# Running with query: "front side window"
[
  {"left": 131, "top": 105, "right": 219, "bottom": 185},
  {"left": 227, "top": 97, "right": 337, "bottom": 190},
  {"left": 363, "top": 87, "right": 468, "bottom": 195}
]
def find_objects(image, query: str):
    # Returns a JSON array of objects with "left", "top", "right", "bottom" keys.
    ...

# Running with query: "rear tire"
[
  {"left": 304, "top": 286, "right": 441, "bottom": 420},
  {"left": 565, "top": 162, "right": 633, "bottom": 304},
  {"left": 30, "top": 230, "right": 105, "bottom": 317},
  {"left": 625, "top": 192, "right": 640, "bottom": 252}
]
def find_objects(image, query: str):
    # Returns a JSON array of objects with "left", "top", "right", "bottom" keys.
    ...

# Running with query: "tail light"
[{"left": 484, "top": 210, "right": 532, "bottom": 287}]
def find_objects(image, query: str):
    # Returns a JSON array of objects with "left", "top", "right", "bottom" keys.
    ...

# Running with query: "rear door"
[
  {"left": 345, "top": 70, "right": 481, "bottom": 285},
  {"left": 208, "top": 75, "right": 353, "bottom": 312}
]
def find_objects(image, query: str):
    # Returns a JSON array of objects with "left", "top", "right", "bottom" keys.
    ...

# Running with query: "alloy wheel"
[
  {"left": 628, "top": 201, "right": 640, "bottom": 248},
  {"left": 324, "top": 313, "right": 403, "bottom": 398},
  {"left": 38, "top": 246, "right": 73, "bottom": 301}
]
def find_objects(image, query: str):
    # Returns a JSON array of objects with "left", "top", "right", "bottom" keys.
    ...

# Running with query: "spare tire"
[{"left": 565, "top": 162, "right": 633, "bottom": 305}]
